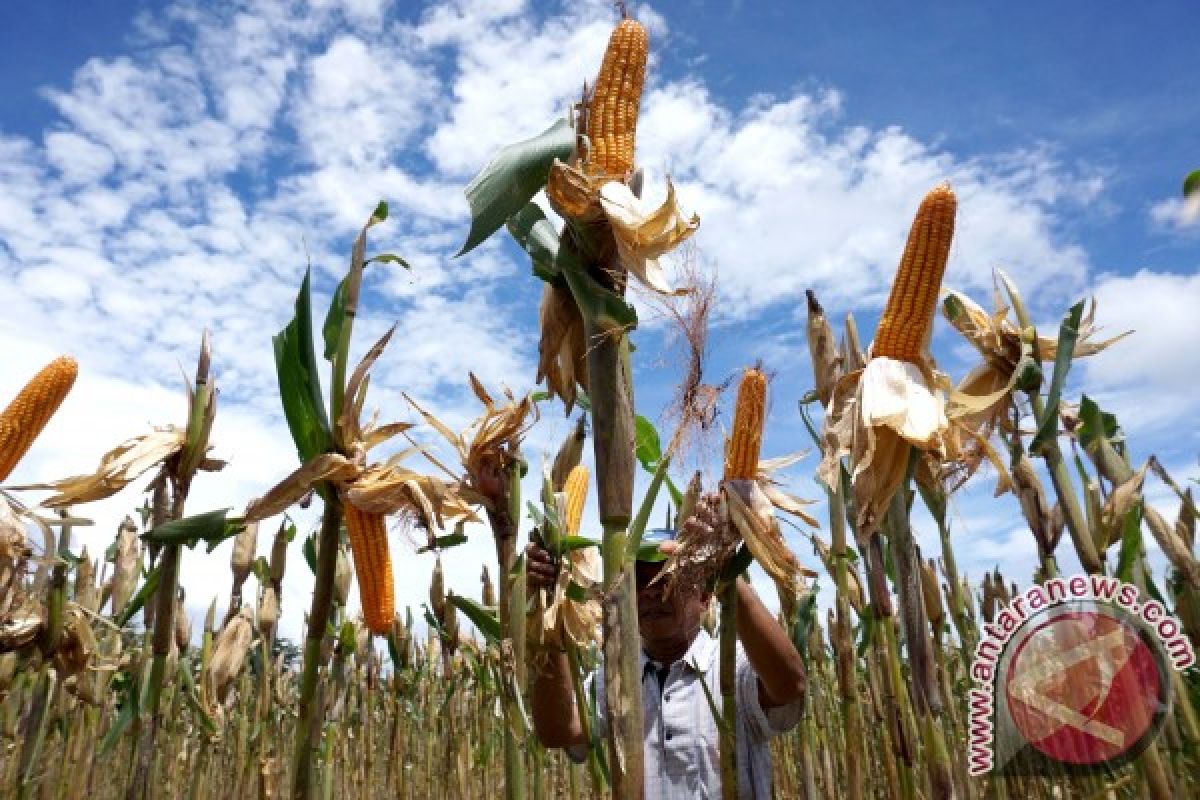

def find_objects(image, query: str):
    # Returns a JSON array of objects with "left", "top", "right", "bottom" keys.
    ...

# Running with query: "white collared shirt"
[{"left": 569, "top": 629, "right": 803, "bottom": 799}]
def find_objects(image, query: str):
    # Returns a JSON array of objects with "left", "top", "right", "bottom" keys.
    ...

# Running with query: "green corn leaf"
[
  {"left": 303, "top": 531, "right": 317, "bottom": 576},
  {"left": 1185, "top": 169, "right": 1200, "bottom": 198},
  {"left": 416, "top": 532, "right": 469, "bottom": 553},
  {"left": 556, "top": 235, "right": 637, "bottom": 334},
  {"left": 627, "top": 455, "right": 671, "bottom": 560},
  {"left": 1078, "top": 395, "right": 1121, "bottom": 450},
  {"left": 116, "top": 564, "right": 162, "bottom": 627},
  {"left": 1030, "top": 300, "right": 1085, "bottom": 457},
  {"left": 559, "top": 535, "right": 600, "bottom": 552},
  {"left": 447, "top": 593, "right": 501, "bottom": 646},
  {"left": 322, "top": 276, "right": 349, "bottom": 362},
  {"left": 507, "top": 202, "right": 562, "bottom": 284},
  {"left": 386, "top": 631, "right": 401, "bottom": 671},
  {"left": 274, "top": 268, "right": 333, "bottom": 463},
  {"left": 365, "top": 252, "right": 411, "bottom": 269},
  {"left": 458, "top": 117, "right": 575, "bottom": 257},
  {"left": 141, "top": 509, "right": 244, "bottom": 553},
  {"left": 98, "top": 680, "right": 137, "bottom": 758},
  {"left": 689, "top": 658, "right": 731, "bottom": 734},
  {"left": 1115, "top": 504, "right": 1144, "bottom": 584},
  {"left": 635, "top": 542, "right": 666, "bottom": 563}
]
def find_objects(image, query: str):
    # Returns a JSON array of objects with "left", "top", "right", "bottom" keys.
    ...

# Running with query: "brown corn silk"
[
  {"left": 872, "top": 183, "right": 956, "bottom": 362},
  {"left": 343, "top": 501, "right": 394, "bottom": 634},
  {"left": 585, "top": 17, "right": 648, "bottom": 180},
  {"left": 0, "top": 355, "right": 78, "bottom": 481}
]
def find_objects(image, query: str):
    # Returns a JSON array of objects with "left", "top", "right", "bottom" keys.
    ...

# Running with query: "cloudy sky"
[{"left": 1, "top": 0, "right": 1197, "bottom": 643}]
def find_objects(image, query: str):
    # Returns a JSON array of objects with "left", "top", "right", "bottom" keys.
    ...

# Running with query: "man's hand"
[{"left": 525, "top": 541, "right": 559, "bottom": 595}]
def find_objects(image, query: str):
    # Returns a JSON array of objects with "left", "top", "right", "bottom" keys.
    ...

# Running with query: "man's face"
[{"left": 635, "top": 559, "right": 708, "bottom": 647}]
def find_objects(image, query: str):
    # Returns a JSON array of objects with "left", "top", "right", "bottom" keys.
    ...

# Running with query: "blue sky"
[{"left": 1, "top": 0, "right": 1196, "bottom": 641}]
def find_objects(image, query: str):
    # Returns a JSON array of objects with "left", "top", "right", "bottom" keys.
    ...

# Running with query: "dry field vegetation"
[{"left": 2, "top": 9, "right": 1198, "bottom": 800}]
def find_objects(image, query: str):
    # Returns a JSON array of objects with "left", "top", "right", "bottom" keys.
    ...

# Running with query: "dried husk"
[
  {"left": 1012, "top": 454, "right": 1060, "bottom": 556},
  {"left": 806, "top": 290, "right": 843, "bottom": 408},
  {"left": 725, "top": 479, "right": 812, "bottom": 614},
  {"left": 550, "top": 415, "right": 587, "bottom": 490},
  {"left": 175, "top": 594, "right": 191, "bottom": 651},
  {"left": 1144, "top": 504, "right": 1200, "bottom": 590},
  {"left": 269, "top": 521, "right": 288, "bottom": 588},
  {"left": 537, "top": 284, "right": 589, "bottom": 413},
  {"left": 110, "top": 516, "right": 141, "bottom": 618},
  {"left": 53, "top": 604, "right": 96, "bottom": 680},
  {"left": 529, "top": 545, "right": 602, "bottom": 652},
  {"left": 334, "top": 545, "right": 353, "bottom": 607},
  {"left": 481, "top": 565, "right": 496, "bottom": 608},
  {"left": 207, "top": 607, "right": 255, "bottom": 707},
  {"left": 429, "top": 557, "right": 446, "bottom": 621},
  {"left": 229, "top": 521, "right": 259, "bottom": 593},
  {"left": 920, "top": 558, "right": 945, "bottom": 630}
]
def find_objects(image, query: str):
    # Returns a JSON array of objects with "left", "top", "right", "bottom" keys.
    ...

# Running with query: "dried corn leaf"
[
  {"left": 244, "top": 453, "right": 359, "bottom": 522},
  {"left": 22, "top": 427, "right": 186, "bottom": 508}
]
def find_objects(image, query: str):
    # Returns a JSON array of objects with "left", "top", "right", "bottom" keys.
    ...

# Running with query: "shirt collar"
[{"left": 641, "top": 627, "right": 717, "bottom": 677}]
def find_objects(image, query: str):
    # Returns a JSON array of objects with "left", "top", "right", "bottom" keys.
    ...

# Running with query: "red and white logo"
[{"left": 1003, "top": 608, "right": 1166, "bottom": 767}]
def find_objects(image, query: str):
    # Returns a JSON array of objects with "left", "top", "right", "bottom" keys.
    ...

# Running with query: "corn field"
[{"left": 2, "top": 8, "right": 1199, "bottom": 800}]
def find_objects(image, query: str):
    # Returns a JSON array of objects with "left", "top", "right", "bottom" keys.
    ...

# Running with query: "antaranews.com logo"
[{"left": 967, "top": 574, "right": 1195, "bottom": 776}]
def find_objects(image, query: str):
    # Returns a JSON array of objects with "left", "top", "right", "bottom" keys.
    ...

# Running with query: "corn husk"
[
  {"left": 725, "top": 479, "right": 815, "bottom": 615},
  {"left": 110, "top": 516, "right": 141, "bottom": 618},
  {"left": 550, "top": 415, "right": 587, "bottom": 490},
  {"left": 174, "top": 594, "right": 191, "bottom": 651},
  {"left": 207, "top": 606, "right": 254, "bottom": 707},
  {"left": 334, "top": 545, "right": 353, "bottom": 607},
  {"left": 230, "top": 521, "right": 259, "bottom": 592},
  {"left": 537, "top": 285, "right": 589, "bottom": 413},
  {"left": 528, "top": 545, "right": 602, "bottom": 652},
  {"left": 546, "top": 158, "right": 699, "bottom": 296}
]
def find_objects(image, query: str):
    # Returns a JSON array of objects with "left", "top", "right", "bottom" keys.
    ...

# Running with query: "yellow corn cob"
[
  {"left": 563, "top": 464, "right": 590, "bottom": 537},
  {"left": 586, "top": 17, "right": 648, "bottom": 179},
  {"left": 343, "top": 501, "right": 394, "bottom": 635},
  {"left": 872, "top": 183, "right": 957, "bottom": 362},
  {"left": 724, "top": 367, "right": 767, "bottom": 480},
  {"left": 0, "top": 355, "right": 78, "bottom": 482}
]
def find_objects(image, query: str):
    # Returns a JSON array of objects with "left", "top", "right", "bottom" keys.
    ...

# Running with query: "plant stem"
[
  {"left": 718, "top": 580, "right": 737, "bottom": 800},
  {"left": 290, "top": 494, "right": 342, "bottom": 800}
]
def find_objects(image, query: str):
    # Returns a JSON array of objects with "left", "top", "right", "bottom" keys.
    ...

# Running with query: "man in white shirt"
[{"left": 526, "top": 527, "right": 807, "bottom": 799}]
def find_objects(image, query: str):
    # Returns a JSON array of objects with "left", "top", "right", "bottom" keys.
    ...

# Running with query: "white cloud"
[
  {"left": 1149, "top": 195, "right": 1200, "bottom": 231},
  {"left": 1077, "top": 269, "right": 1200, "bottom": 444}
]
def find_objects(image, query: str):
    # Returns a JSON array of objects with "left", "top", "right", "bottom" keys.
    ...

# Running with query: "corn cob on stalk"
[
  {"left": 343, "top": 501, "right": 394, "bottom": 635},
  {"left": 0, "top": 356, "right": 77, "bottom": 482},
  {"left": 724, "top": 367, "right": 767, "bottom": 480},
  {"left": 585, "top": 17, "right": 648, "bottom": 179},
  {"left": 872, "top": 184, "right": 956, "bottom": 362},
  {"left": 561, "top": 464, "right": 589, "bottom": 537}
]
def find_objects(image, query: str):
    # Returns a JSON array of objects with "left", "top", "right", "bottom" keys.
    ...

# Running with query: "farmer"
[{"left": 526, "top": 526, "right": 807, "bottom": 799}]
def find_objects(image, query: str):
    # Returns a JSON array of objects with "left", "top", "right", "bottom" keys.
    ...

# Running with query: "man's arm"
[
  {"left": 734, "top": 576, "right": 807, "bottom": 709},
  {"left": 526, "top": 542, "right": 588, "bottom": 749},
  {"left": 530, "top": 649, "right": 587, "bottom": 748}
]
